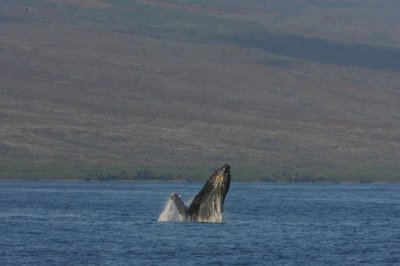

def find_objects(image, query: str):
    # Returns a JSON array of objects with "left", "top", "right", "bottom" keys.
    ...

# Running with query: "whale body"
[{"left": 169, "top": 164, "right": 231, "bottom": 223}]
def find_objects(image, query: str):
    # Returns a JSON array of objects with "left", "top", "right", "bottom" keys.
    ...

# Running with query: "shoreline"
[{"left": 1, "top": 178, "right": 399, "bottom": 184}]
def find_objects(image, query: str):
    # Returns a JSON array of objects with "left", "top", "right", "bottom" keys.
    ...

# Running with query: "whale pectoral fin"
[{"left": 170, "top": 193, "right": 188, "bottom": 216}]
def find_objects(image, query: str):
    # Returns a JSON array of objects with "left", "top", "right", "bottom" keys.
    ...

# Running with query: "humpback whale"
[{"left": 169, "top": 164, "right": 231, "bottom": 223}]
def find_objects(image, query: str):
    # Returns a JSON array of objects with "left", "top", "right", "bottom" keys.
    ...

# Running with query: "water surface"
[{"left": 1, "top": 181, "right": 399, "bottom": 265}]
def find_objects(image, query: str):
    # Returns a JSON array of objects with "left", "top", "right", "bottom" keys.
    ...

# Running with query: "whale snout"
[{"left": 223, "top": 164, "right": 230, "bottom": 173}]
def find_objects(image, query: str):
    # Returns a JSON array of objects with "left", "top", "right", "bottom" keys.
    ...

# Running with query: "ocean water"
[{"left": 0, "top": 181, "right": 399, "bottom": 265}]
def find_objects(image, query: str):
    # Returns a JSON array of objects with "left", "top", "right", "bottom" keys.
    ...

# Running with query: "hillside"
[{"left": 1, "top": 0, "right": 399, "bottom": 181}]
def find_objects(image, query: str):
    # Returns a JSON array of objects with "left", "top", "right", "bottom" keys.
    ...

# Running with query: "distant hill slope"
[{"left": 0, "top": 0, "right": 399, "bottom": 181}]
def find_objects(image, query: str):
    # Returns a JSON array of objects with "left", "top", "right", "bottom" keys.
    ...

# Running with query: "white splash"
[{"left": 158, "top": 199, "right": 185, "bottom": 222}]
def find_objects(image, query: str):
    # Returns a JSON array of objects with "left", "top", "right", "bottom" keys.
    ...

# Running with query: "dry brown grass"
[{"left": 0, "top": 1, "right": 399, "bottom": 180}]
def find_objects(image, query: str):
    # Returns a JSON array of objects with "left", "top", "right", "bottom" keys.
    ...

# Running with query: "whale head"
[{"left": 210, "top": 164, "right": 231, "bottom": 196}]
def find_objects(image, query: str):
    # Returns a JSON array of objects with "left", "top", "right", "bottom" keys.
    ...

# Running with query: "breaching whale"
[{"left": 169, "top": 164, "right": 231, "bottom": 223}]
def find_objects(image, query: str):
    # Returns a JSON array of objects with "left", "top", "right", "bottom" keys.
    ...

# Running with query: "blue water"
[{"left": 1, "top": 181, "right": 399, "bottom": 265}]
